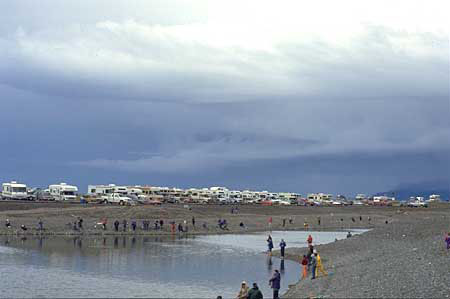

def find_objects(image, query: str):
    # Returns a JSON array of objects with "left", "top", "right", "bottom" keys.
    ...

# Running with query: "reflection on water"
[{"left": 0, "top": 230, "right": 366, "bottom": 298}]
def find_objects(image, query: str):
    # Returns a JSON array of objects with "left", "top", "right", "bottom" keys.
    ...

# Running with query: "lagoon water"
[{"left": 0, "top": 230, "right": 365, "bottom": 298}]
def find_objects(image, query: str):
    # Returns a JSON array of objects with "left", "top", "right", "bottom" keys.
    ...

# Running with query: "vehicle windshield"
[
  {"left": 12, "top": 187, "right": 26, "bottom": 193},
  {"left": 62, "top": 191, "right": 76, "bottom": 196}
]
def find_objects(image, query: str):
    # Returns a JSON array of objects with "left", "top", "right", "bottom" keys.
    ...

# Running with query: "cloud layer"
[{"left": 0, "top": 1, "right": 448, "bottom": 194}]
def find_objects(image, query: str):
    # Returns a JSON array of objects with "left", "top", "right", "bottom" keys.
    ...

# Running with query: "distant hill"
[{"left": 373, "top": 180, "right": 450, "bottom": 201}]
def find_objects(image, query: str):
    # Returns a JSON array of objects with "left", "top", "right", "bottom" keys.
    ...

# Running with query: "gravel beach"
[{"left": 279, "top": 204, "right": 450, "bottom": 298}]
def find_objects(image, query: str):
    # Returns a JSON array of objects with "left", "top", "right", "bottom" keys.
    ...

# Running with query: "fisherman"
[
  {"left": 114, "top": 220, "right": 120, "bottom": 232},
  {"left": 314, "top": 250, "right": 328, "bottom": 277},
  {"left": 38, "top": 218, "right": 43, "bottom": 231},
  {"left": 5, "top": 219, "right": 11, "bottom": 228},
  {"left": 445, "top": 232, "right": 450, "bottom": 250},
  {"left": 101, "top": 218, "right": 107, "bottom": 230},
  {"left": 236, "top": 281, "right": 249, "bottom": 299},
  {"left": 307, "top": 234, "right": 313, "bottom": 245},
  {"left": 347, "top": 231, "right": 352, "bottom": 238},
  {"left": 78, "top": 217, "right": 83, "bottom": 230},
  {"left": 131, "top": 220, "right": 137, "bottom": 232},
  {"left": 267, "top": 235, "right": 274, "bottom": 255},
  {"left": 301, "top": 254, "right": 308, "bottom": 279},
  {"left": 310, "top": 253, "right": 317, "bottom": 280},
  {"left": 279, "top": 239, "right": 286, "bottom": 259},
  {"left": 122, "top": 219, "right": 127, "bottom": 232},
  {"left": 269, "top": 269, "right": 281, "bottom": 299},
  {"left": 247, "top": 282, "right": 263, "bottom": 299}
]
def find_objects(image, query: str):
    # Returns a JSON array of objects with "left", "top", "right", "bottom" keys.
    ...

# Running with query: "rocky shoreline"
[{"left": 278, "top": 206, "right": 450, "bottom": 298}]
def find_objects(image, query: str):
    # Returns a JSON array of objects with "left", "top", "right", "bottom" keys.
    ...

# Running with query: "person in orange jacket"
[{"left": 301, "top": 254, "right": 308, "bottom": 279}]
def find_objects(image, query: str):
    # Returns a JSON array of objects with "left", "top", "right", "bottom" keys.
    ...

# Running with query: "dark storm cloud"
[{"left": 0, "top": 1, "right": 448, "bottom": 194}]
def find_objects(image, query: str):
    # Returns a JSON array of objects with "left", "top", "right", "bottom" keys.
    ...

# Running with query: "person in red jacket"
[
  {"left": 307, "top": 234, "right": 313, "bottom": 245},
  {"left": 301, "top": 254, "right": 308, "bottom": 279}
]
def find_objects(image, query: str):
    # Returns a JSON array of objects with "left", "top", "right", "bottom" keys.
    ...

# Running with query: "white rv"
[
  {"left": 49, "top": 183, "right": 78, "bottom": 201},
  {"left": 2, "top": 181, "right": 29, "bottom": 200}
]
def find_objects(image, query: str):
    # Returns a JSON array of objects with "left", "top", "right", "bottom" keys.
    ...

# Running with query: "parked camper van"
[
  {"left": 2, "top": 181, "right": 29, "bottom": 200},
  {"left": 49, "top": 183, "right": 78, "bottom": 201}
]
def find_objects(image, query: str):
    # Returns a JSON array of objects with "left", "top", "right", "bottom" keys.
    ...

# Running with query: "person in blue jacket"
[
  {"left": 267, "top": 235, "right": 274, "bottom": 255},
  {"left": 279, "top": 239, "right": 286, "bottom": 259}
]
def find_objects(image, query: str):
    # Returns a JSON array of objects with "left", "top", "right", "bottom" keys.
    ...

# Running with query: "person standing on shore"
[
  {"left": 317, "top": 216, "right": 321, "bottom": 226},
  {"left": 314, "top": 250, "right": 328, "bottom": 277},
  {"left": 131, "top": 220, "right": 137, "bottom": 232},
  {"left": 192, "top": 216, "right": 196, "bottom": 229},
  {"left": 236, "top": 281, "right": 249, "bottom": 299},
  {"left": 282, "top": 218, "right": 286, "bottom": 227},
  {"left": 269, "top": 269, "right": 281, "bottom": 299},
  {"left": 38, "top": 218, "right": 44, "bottom": 231},
  {"left": 268, "top": 217, "right": 273, "bottom": 231},
  {"left": 114, "top": 220, "right": 120, "bottom": 232},
  {"left": 279, "top": 239, "right": 286, "bottom": 259},
  {"left": 122, "top": 219, "right": 127, "bottom": 232},
  {"left": 307, "top": 234, "right": 313, "bottom": 246},
  {"left": 247, "top": 282, "right": 263, "bottom": 299},
  {"left": 445, "top": 233, "right": 450, "bottom": 250},
  {"left": 78, "top": 217, "right": 83, "bottom": 230},
  {"left": 267, "top": 235, "right": 274, "bottom": 256},
  {"left": 310, "top": 253, "right": 317, "bottom": 280},
  {"left": 5, "top": 219, "right": 11, "bottom": 228},
  {"left": 159, "top": 219, "right": 164, "bottom": 229},
  {"left": 301, "top": 254, "right": 308, "bottom": 279}
]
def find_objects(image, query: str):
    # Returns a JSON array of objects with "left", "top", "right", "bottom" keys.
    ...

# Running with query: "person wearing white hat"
[{"left": 236, "top": 281, "right": 249, "bottom": 299}]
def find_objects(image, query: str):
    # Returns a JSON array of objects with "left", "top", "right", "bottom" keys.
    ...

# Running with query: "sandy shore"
[{"left": 1, "top": 201, "right": 449, "bottom": 298}]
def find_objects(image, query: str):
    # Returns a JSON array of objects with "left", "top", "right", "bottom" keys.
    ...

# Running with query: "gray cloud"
[{"left": 0, "top": 1, "right": 448, "bottom": 194}]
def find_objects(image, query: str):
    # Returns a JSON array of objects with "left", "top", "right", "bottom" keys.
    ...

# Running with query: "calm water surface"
[{"left": 0, "top": 230, "right": 365, "bottom": 298}]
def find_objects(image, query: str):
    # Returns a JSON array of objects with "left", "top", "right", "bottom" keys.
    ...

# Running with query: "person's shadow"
[
  {"left": 267, "top": 255, "right": 273, "bottom": 273},
  {"left": 280, "top": 259, "right": 285, "bottom": 274}
]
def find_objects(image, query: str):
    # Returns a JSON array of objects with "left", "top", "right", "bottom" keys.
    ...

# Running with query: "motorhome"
[
  {"left": 428, "top": 194, "right": 441, "bottom": 202},
  {"left": 2, "top": 181, "right": 29, "bottom": 200},
  {"left": 49, "top": 183, "right": 78, "bottom": 201}
]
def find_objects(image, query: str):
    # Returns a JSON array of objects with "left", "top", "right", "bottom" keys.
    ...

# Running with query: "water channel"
[{"left": 0, "top": 230, "right": 366, "bottom": 298}]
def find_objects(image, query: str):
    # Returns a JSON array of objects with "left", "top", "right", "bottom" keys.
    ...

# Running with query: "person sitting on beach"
[
  {"left": 247, "top": 282, "right": 263, "bottom": 299},
  {"left": 445, "top": 233, "right": 450, "bottom": 250},
  {"left": 347, "top": 231, "right": 352, "bottom": 238},
  {"left": 131, "top": 220, "right": 137, "bottom": 231},
  {"left": 236, "top": 281, "right": 249, "bottom": 299},
  {"left": 239, "top": 222, "right": 245, "bottom": 229},
  {"left": 5, "top": 219, "right": 11, "bottom": 228}
]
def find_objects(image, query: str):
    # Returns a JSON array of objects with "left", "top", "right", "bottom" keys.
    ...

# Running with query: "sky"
[{"left": 0, "top": 0, "right": 449, "bottom": 196}]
